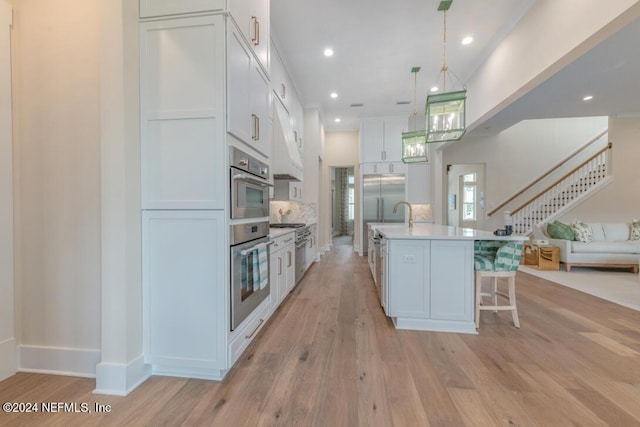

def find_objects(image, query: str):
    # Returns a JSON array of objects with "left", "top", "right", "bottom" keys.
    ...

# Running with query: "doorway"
[
  {"left": 331, "top": 167, "right": 354, "bottom": 246},
  {"left": 447, "top": 164, "right": 486, "bottom": 229}
]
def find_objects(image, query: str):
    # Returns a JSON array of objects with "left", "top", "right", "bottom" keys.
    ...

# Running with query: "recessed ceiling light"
[
  {"left": 583, "top": 95, "right": 594, "bottom": 101},
  {"left": 430, "top": 86, "right": 439, "bottom": 92},
  {"left": 462, "top": 36, "right": 474, "bottom": 45},
  {"left": 334, "top": 118, "right": 341, "bottom": 123},
  {"left": 324, "top": 48, "right": 334, "bottom": 57},
  {"left": 330, "top": 92, "right": 338, "bottom": 99}
]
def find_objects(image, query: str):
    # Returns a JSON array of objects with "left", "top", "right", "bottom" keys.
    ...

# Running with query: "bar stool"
[{"left": 474, "top": 241, "right": 524, "bottom": 328}]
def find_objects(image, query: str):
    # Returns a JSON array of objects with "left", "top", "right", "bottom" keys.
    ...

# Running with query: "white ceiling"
[{"left": 271, "top": 0, "right": 640, "bottom": 135}]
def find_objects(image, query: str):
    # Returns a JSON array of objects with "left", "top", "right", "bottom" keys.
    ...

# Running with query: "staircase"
[{"left": 488, "top": 131, "right": 612, "bottom": 235}]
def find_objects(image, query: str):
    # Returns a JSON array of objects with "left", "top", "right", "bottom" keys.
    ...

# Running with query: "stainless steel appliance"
[
  {"left": 230, "top": 221, "right": 271, "bottom": 330},
  {"left": 230, "top": 147, "right": 271, "bottom": 219},
  {"left": 362, "top": 174, "right": 405, "bottom": 253},
  {"left": 270, "top": 223, "right": 310, "bottom": 285}
]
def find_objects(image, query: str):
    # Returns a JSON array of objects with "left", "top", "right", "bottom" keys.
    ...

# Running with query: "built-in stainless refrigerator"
[{"left": 362, "top": 174, "right": 406, "bottom": 253}]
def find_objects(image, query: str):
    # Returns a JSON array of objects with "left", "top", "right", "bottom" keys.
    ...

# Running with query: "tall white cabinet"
[{"left": 139, "top": 0, "right": 271, "bottom": 380}]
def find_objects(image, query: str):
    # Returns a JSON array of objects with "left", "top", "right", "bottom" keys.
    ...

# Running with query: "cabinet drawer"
[
  {"left": 270, "top": 231, "right": 295, "bottom": 251},
  {"left": 228, "top": 299, "right": 270, "bottom": 365}
]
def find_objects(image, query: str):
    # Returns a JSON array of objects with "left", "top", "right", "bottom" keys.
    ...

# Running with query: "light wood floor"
[{"left": 2, "top": 245, "right": 640, "bottom": 426}]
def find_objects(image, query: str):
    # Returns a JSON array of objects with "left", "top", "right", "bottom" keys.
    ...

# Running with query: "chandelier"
[{"left": 425, "top": 0, "right": 467, "bottom": 143}]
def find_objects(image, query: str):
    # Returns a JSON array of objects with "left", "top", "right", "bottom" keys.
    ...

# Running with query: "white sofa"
[{"left": 534, "top": 222, "right": 640, "bottom": 273}]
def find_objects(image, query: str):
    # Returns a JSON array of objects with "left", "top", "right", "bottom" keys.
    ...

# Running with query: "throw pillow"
[
  {"left": 631, "top": 219, "right": 640, "bottom": 241},
  {"left": 547, "top": 221, "right": 574, "bottom": 240},
  {"left": 572, "top": 219, "right": 593, "bottom": 243}
]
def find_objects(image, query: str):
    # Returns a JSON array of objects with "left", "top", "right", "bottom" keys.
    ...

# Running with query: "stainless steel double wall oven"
[{"left": 229, "top": 147, "right": 272, "bottom": 330}]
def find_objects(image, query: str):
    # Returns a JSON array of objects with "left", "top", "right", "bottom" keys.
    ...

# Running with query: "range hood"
[{"left": 272, "top": 101, "right": 303, "bottom": 181}]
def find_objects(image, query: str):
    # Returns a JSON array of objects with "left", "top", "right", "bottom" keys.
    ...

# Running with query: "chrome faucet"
[{"left": 393, "top": 201, "right": 413, "bottom": 229}]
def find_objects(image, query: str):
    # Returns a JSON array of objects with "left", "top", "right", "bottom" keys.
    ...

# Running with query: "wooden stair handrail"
[
  {"left": 487, "top": 130, "right": 608, "bottom": 216},
  {"left": 510, "top": 142, "right": 612, "bottom": 216}
]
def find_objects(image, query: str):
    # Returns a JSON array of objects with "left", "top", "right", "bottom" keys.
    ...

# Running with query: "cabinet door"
[
  {"left": 270, "top": 249, "right": 282, "bottom": 311},
  {"left": 140, "top": 0, "right": 224, "bottom": 18},
  {"left": 228, "top": 26, "right": 271, "bottom": 157},
  {"left": 383, "top": 116, "right": 406, "bottom": 163},
  {"left": 228, "top": 0, "right": 270, "bottom": 71},
  {"left": 227, "top": 27, "right": 253, "bottom": 146},
  {"left": 270, "top": 47, "right": 290, "bottom": 113},
  {"left": 285, "top": 244, "right": 296, "bottom": 292},
  {"left": 142, "top": 210, "right": 226, "bottom": 371},
  {"left": 250, "top": 62, "right": 271, "bottom": 157},
  {"left": 360, "top": 118, "right": 384, "bottom": 163},
  {"left": 387, "top": 240, "right": 430, "bottom": 318},
  {"left": 430, "top": 240, "right": 473, "bottom": 321},
  {"left": 140, "top": 16, "right": 225, "bottom": 210}
]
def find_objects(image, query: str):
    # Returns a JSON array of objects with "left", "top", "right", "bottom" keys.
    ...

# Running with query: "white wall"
[
  {"left": 12, "top": 0, "right": 102, "bottom": 374},
  {"left": 554, "top": 116, "right": 640, "bottom": 223},
  {"left": 443, "top": 116, "right": 608, "bottom": 231},
  {"left": 0, "top": 0, "right": 15, "bottom": 381},
  {"left": 467, "top": 0, "right": 640, "bottom": 130},
  {"left": 324, "top": 131, "right": 360, "bottom": 250}
]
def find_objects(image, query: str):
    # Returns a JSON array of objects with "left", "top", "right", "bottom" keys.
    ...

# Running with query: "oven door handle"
[
  {"left": 240, "top": 240, "right": 274, "bottom": 256},
  {"left": 232, "top": 173, "right": 273, "bottom": 187}
]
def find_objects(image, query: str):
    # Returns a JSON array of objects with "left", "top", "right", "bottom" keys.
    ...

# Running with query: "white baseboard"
[
  {"left": 18, "top": 344, "right": 100, "bottom": 378},
  {"left": 94, "top": 354, "right": 152, "bottom": 396},
  {"left": 0, "top": 337, "right": 17, "bottom": 381}
]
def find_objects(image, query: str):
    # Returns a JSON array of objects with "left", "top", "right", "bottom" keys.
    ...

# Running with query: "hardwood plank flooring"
[{"left": 1, "top": 245, "right": 640, "bottom": 426}]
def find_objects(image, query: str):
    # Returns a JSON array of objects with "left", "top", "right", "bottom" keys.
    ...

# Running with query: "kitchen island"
[{"left": 373, "top": 223, "right": 528, "bottom": 334}]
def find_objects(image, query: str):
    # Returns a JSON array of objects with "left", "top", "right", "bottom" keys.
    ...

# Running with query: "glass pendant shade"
[
  {"left": 402, "top": 130, "right": 428, "bottom": 163},
  {"left": 426, "top": 89, "right": 467, "bottom": 142}
]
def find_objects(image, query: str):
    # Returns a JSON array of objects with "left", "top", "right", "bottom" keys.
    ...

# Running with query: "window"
[{"left": 462, "top": 173, "right": 476, "bottom": 221}]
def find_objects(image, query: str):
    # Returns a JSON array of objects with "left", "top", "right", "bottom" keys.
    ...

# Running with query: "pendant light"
[
  {"left": 426, "top": 0, "right": 467, "bottom": 143},
  {"left": 402, "top": 67, "right": 428, "bottom": 163}
]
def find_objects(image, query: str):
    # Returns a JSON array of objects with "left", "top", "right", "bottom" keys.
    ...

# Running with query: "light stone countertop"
[{"left": 372, "top": 223, "right": 529, "bottom": 241}]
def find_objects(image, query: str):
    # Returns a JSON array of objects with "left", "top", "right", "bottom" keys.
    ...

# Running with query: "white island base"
[{"left": 376, "top": 223, "right": 527, "bottom": 335}]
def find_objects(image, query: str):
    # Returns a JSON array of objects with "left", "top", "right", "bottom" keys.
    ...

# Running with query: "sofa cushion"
[
  {"left": 590, "top": 223, "right": 605, "bottom": 241},
  {"left": 602, "top": 223, "right": 630, "bottom": 241},
  {"left": 572, "top": 220, "right": 593, "bottom": 243},
  {"left": 571, "top": 240, "right": 640, "bottom": 254},
  {"left": 631, "top": 220, "right": 640, "bottom": 240},
  {"left": 547, "top": 221, "right": 574, "bottom": 240}
]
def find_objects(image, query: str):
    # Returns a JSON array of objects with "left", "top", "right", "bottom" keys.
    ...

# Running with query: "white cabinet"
[
  {"left": 228, "top": 0, "right": 270, "bottom": 71},
  {"left": 269, "top": 231, "right": 295, "bottom": 311},
  {"left": 430, "top": 240, "right": 473, "bottom": 321},
  {"left": 360, "top": 116, "right": 406, "bottom": 163},
  {"left": 270, "top": 46, "right": 290, "bottom": 113},
  {"left": 383, "top": 238, "right": 475, "bottom": 333},
  {"left": 140, "top": 0, "right": 224, "bottom": 18},
  {"left": 140, "top": 16, "right": 226, "bottom": 210},
  {"left": 228, "top": 23, "right": 271, "bottom": 157},
  {"left": 273, "top": 180, "right": 303, "bottom": 201},
  {"left": 142, "top": 210, "right": 227, "bottom": 375},
  {"left": 360, "top": 162, "right": 406, "bottom": 175},
  {"left": 387, "top": 240, "right": 430, "bottom": 318},
  {"left": 305, "top": 223, "right": 317, "bottom": 270}
]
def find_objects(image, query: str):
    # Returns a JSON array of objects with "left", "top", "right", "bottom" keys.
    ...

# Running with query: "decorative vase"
[{"left": 281, "top": 214, "right": 290, "bottom": 223}]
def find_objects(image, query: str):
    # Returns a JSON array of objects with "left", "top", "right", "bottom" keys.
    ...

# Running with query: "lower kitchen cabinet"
[
  {"left": 305, "top": 223, "right": 317, "bottom": 270},
  {"left": 142, "top": 210, "right": 227, "bottom": 378},
  {"left": 269, "top": 231, "right": 295, "bottom": 312},
  {"left": 383, "top": 238, "right": 474, "bottom": 333}
]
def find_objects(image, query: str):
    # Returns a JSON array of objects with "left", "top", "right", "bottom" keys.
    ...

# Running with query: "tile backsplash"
[
  {"left": 412, "top": 204, "right": 434, "bottom": 223},
  {"left": 270, "top": 201, "right": 317, "bottom": 225}
]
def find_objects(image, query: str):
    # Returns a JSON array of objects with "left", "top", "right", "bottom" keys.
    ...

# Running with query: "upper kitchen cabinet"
[
  {"left": 271, "top": 42, "right": 304, "bottom": 156},
  {"left": 360, "top": 116, "right": 406, "bottom": 164},
  {"left": 140, "top": 15, "right": 226, "bottom": 210},
  {"left": 140, "top": 0, "right": 225, "bottom": 18},
  {"left": 228, "top": 0, "right": 270, "bottom": 72},
  {"left": 227, "top": 23, "right": 271, "bottom": 158}
]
